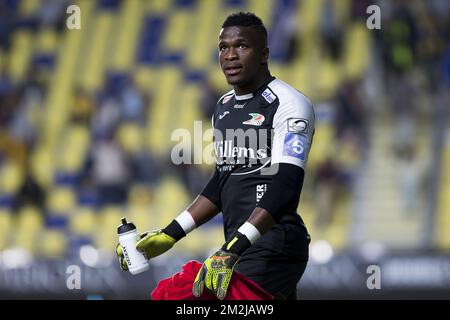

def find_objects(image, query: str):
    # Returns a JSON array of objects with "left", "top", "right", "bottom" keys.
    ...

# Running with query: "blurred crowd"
[{"left": 0, "top": 0, "right": 449, "bottom": 252}]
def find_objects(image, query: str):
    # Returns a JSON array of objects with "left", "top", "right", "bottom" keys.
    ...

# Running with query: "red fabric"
[{"left": 151, "top": 260, "right": 274, "bottom": 300}]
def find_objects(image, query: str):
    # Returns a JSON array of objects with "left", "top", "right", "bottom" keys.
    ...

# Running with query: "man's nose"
[{"left": 225, "top": 47, "right": 238, "bottom": 60}]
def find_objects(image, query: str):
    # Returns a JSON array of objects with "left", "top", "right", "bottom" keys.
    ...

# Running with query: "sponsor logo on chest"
[{"left": 243, "top": 113, "right": 265, "bottom": 126}]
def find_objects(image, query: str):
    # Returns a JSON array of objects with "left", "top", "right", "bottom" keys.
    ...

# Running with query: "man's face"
[{"left": 218, "top": 26, "right": 268, "bottom": 87}]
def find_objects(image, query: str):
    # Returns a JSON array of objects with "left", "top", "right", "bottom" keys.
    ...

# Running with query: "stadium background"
[{"left": 0, "top": 0, "right": 449, "bottom": 299}]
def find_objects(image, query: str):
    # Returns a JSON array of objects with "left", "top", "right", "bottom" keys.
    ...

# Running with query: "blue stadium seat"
[
  {"left": 137, "top": 16, "right": 166, "bottom": 64},
  {"left": 175, "top": 0, "right": 196, "bottom": 8},
  {"left": 97, "top": 0, "right": 120, "bottom": 10}
]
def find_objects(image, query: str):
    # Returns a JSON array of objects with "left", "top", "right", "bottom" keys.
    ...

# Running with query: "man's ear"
[{"left": 261, "top": 47, "right": 269, "bottom": 64}]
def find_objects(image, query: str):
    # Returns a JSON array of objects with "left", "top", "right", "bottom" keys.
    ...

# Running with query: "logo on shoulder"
[
  {"left": 243, "top": 113, "right": 265, "bottom": 126},
  {"left": 262, "top": 89, "right": 276, "bottom": 104},
  {"left": 287, "top": 118, "right": 309, "bottom": 134},
  {"left": 219, "top": 111, "right": 230, "bottom": 120},
  {"left": 283, "top": 133, "right": 308, "bottom": 161},
  {"left": 222, "top": 95, "right": 232, "bottom": 104}
]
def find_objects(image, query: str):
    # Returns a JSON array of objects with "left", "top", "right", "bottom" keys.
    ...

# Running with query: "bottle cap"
[{"left": 117, "top": 217, "right": 136, "bottom": 234}]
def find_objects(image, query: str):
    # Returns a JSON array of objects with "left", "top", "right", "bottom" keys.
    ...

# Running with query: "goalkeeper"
[{"left": 117, "top": 12, "right": 314, "bottom": 300}]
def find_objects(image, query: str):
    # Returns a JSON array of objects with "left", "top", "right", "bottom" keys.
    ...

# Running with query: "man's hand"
[
  {"left": 192, "top": 249, "right": 239, "bottom": 300},
  {"left": 115, "top": 230, "right": 176, "bottom": 271},
  {"left": 136, "top": 230, "right": 176, "bottom": 258}
]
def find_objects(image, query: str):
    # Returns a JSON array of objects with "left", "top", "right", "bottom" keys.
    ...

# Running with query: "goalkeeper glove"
[
  {"left": 192, "top": 248, "right": 239, "bottom": 300},
  {"left": 193, "top": 229, "right": 254, "bottom": 299},
  {"left": 116, "top": 219, "right": 187, "bottom": 271},
  {"left": 115, "top": 230, "right": 176, "bottom": 271}
]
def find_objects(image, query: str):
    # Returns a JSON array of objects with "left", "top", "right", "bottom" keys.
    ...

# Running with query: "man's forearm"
[
  {"left": 186, "top": 195, "right": 220, "bottom": 227},
  {"left": 247, "top": 207, "right": 275, "bottom": 235},
  {"left": 223, "top": 164, "right": 304, "bottom": 254},
  {"left": 163, "top": 195, "right": 219, "bottom": 241}
]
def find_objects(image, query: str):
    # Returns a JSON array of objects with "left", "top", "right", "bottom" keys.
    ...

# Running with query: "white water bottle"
[{"left": 117, "top": 218, "right": 149, "bottom": 275}]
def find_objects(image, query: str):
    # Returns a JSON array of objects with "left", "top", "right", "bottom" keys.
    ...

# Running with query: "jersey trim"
[{"left": 235, "top": 92, "right": 254, "bottom": 100}]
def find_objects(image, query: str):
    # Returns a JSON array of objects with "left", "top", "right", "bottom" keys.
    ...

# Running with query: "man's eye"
[
  {"left": 219, "top": 46, "right": 227, "bottom": 51},
  {"left": 238, "top": 44, "right": 247, "bottom": 49}
]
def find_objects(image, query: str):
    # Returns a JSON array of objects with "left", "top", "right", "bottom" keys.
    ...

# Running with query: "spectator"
[
  {"left": 313, "top": 157, "right": 340, "bottom": 229},
  {"left": 91, "top": 96, "right": 121, "bottom": 139},
  {"left": 120, "top": 78, "right": 147, "bottom": 123},
  {"left": 335, "top": 79, "right": 367, "bottom": 144},
  {"left": 14, "top": 162, "right": 46, "bottom": 211},
  {"left": 81, "top": 135, "right": 131, "bottom": 206},
  {"left": 69, "top": 87, "right": 94, "bottom": 125}
]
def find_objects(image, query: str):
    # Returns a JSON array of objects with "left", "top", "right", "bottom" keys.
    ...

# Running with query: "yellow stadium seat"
[
  {"left": 145, "top": 0, "right": 172, "bottom": 13},
  {"left": 332, "top": 0, "right": 351, "bottom": 26},
  {"left": 176, "top": 227, "right": 224, "bottom": 256},
  {"left": 17, "top": 206, "right": 43, "bottom": 233},
  {"left": 110, "top": 0, "right": 143, "bottom": 71},
  {"left": 298, "top": 0, "right": 324, "bottom": 34},
  {"left": 133, "top": 66, "right": 156, "bottom": 93},
  {"left": 163, "top": 10, "right": 190, "bottom": 52},
  {"left": 31, "top": 145, "right": 54, "bottom": 188},
  {"left": 77, "top": 11, "right": 114, "bottom": 91},
  {"left": 66, "top": 125, "right": 90, "bottom": 148},
  {"left": 185, "top": 0, "right": 220, "bottom": 69},
  {"left": 316, "top": 58, "right": 341, "bottom": 100},
  {"left": 208, "top": 66, "right": 231, "bottom": 93},
  {"left": 38, "top": 230, "right": 68, "bottom": 258},
  {"left": 0, "top": 210, "right": 13, "bottom": 249},
  {"left": 95, "top": 206, "right": 125, "bottom": 250},
  {"left": 58, "top": 146, "right": 86, "bottom": 173},
  {"left": 436, "top": 146, "right": 450, "bottom": 249},
  {"left": 0, "top": 161, "right": 23, "bottom": 194},
  {"left": 153, "top": 177, "right": 190, "bottom": 226},
  {"left": 126, "top": 205, "right": 155, "bottom": 233},
  {"left": 8, "top": 30, "right": 32, "bottom": 82},
  {"left": 15, "top": 232, "right": 37, "bottom": 253},
  {"left": 177, "top": 85, "right": 202, "bottom": 129},
  {"left": 147, "top": 68, "right": 182, "bottom": 154},
  {"left": 307, "top": 122, "right": 336, "bottom": 167},
  {"left": 128, "top": 184, "right": 153, "bottom": 207},
  {"left": 56, "top": 125, "right": 90, "bottom": 172},
  {"left": 343, "top": 23, "right": 371, "bottom": 80},
  {"left": 14, "top": 206, "right": 43, "bottom": 253},
  {"left": 19, "top": 0, "right": 41, "bottom": 16},
  {"left": 35, "top": 27, "right": 58, "bottom": 54},
  {"left": 43, "top": 0, "right": 92, "bottom": 148},
  {"left": 99, "top": 206, "right": 124, "bottom": 229},
  {"left": 117, "top": 123, "right": 144, "bottom": 153},
  {"left": 47, "top": 187, "right": 76, "bottom": 215},
  {"left": 70, "top": 207, "right": 97, "bottom": 236},
  {"left": 248, "top": 0, "right": 274, "bottom": 29}
]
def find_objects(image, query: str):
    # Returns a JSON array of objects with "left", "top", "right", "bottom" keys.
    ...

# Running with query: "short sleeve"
[{"left": 270, "top": 92, "right": 315, "bottom": 169}]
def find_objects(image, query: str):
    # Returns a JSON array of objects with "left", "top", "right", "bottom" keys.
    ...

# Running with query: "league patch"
[
  {"left": 222, "top": 95, "right": 232, "bottom": 104},
  {"left": 287, "top": 118, "right": 309, "bottom": 134},
  {"left": 283, "top": 133, "right": 308, "bottom": 161},
  {"left": 261, "top": 88, "right": 276, "bottom": 104}
]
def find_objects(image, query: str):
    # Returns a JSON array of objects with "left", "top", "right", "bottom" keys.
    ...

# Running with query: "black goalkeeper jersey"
[{"left": 202, "top": 76, "right": 315, "bottom": 260}]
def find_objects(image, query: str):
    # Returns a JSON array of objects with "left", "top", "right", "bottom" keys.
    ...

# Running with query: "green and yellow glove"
[
  {"left": 192, "top": 249, "right": 240, "bottom": 300},
  {"left": 115, "top": 230, "right": 176, "bottom": 271},
  {"left": 193, "top": 227, "right": 256, "bottom": 300}
]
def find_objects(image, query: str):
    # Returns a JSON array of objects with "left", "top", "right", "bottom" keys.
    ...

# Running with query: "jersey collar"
[
  {"left": 235, "top": 93, "right": 254, "bottom": 101},
  {"left": 233, "top": 76, "right": 276, "bottom": 101}
]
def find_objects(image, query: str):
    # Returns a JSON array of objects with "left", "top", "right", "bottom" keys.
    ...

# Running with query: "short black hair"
[{"left": 221, "top": 12, "right": 267, "bottom": 45}]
